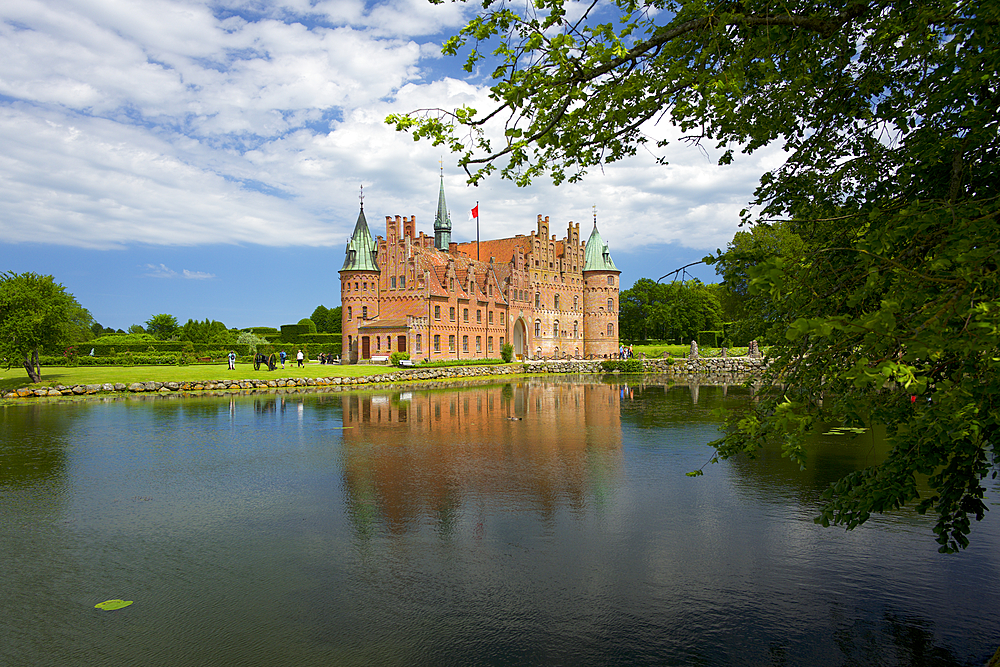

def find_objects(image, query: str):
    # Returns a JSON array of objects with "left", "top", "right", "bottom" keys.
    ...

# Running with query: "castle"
[{"left": 339, "top": 175, "right": 620, "bottom": 363}]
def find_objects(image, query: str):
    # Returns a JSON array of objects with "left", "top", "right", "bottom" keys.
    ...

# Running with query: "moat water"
[{"left": 3, "top": 378, "right": 998, "bottom": 666}]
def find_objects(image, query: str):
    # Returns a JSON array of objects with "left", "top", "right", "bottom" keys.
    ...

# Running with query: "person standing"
[
  {"left": 279, "top": 350, "right": 287, "bottom": 368},
  {"left": 228, "top": 350, "right": 236, "bottom": 370},
  {"left": 296, "top": 349, "right": 304, "bottom": 367}
]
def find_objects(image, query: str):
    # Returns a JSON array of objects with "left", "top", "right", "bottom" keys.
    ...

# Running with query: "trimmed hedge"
[
  {"left": 61, "top": 343, "right": 253, "bottom": 358},
  {"left": 600, "top": 358, "right": 644, "bottom": 372},
  {"left": 297, "top": 333, "right": 342, "bottom": 346},
  {"left": 279, "top": 324, "right": 312, "bottom": 340}
]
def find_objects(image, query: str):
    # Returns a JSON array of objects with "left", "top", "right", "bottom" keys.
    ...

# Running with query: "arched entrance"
[{"left": 512, "top": 318, "right": 527, "bottom": 360}]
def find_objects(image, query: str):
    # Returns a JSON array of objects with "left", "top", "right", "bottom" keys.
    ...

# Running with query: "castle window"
[
  {"left": 608, "top": 298, "right": 614, "bottom": 312},
  {"left": 450, "top": 307, "right": 455, "bottom": 321},
  {"left": 362, "top": 306, "right": 368, "bottom": 319},
  {"left": 347, "top": 306, "right": 352, "bottom": 320},
  {"left": 376, "top": 336, "right": 381, "bottom": 351},
  {"left": 607, "top": 276, "right": 614, "bottom": 285},
  {"left": 574, "top": 321, "right": 579, "bottom": 338},
  {"left": 363, "top": 282, "right": 368, "bottom": 291},
  {"left": 554, "top": 294, "right": 560, "bottom": 309},
  {"left": 400, "top": 275, "right": 406, "bottom": 288},
  {"left": 463, "top": 308, "right": 469, "bottom": 323},
  {"left": 574, "top": 295, "right": 578, "bottom": 310},
  {"left": 500, "top": 312, "right": 505, "bottom": 325},
  {"left": 391, "top": 276, "right": 396, "bottom": 289},
  {"left": 534, "top": 320, "right": 541, "bottom": 337},
  {"left": 488, "top": 311, "right": 493, "bottom": 324},
  {"left": 608, "top": 323, "right": 614, "bottom": 337},
  {"left": 449, "top": 335, "right": 456, "bottom": 352},
  {"left": 488, "top": 284, "right": 493, "bottom": 296},
  {"left": 500, "top": 337, "right": 505, "bottom": 347},
  {"left": 434, "top": 335, "right": 440, "bottom": 352},
  {"left": 435, "top": 305, "right": 441, "bottom": 320},
  {"left": 553, "top": 320, "right": 559, "bottom": 338},
  {"left": 488, "top": 336, "right": 494, "bottom": 352},
  {"left": 535, "top": 293, "right": 540, "bottom": 308},
  {"left": 450, "top": 278, "right": 455, "bottom": 291},
  {"left": 354, "top": 282, "right": 358, "bottom": 291},
  {"left": 416, "top": 334, "right": 422, "bottom": 353},
  {"left": 476, "top": 336, "right": 481, "bottom": 353},
  {"left": 463, "top": 335, "right": 469, "bottom": 352},
  {"left": 476, "top": 310, "right": 482, "bottom": 323}
]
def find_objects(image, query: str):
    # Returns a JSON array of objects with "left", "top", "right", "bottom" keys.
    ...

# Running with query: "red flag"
[{"left": 471, "top": 204, "right": 479, "bottom": 218}]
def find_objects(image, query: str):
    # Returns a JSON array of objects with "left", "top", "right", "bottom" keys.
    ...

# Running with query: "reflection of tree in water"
[
  {"left": 0, "top": 404, "right": 69, "bottom": 490},
  {"left": 833, "top": 610, "right": 968, "bottom": 667}
]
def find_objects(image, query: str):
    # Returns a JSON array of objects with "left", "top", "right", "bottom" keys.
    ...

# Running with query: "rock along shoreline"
[{"left": 4, "top": 356, "right": 766, "bottom": 400}]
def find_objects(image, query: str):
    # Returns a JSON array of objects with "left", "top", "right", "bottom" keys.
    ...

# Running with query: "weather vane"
[
  {"left": 593, "top": 204, "right": 597, "bottom": 225},
  {"left": 360, "top": 184, "right": 364, "bottom": 210}
]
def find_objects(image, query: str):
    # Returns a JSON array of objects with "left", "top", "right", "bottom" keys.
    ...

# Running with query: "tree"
[
  {"left": 713, "top": 221, "right": 806, "bottom": 345},
  {"left": 179, "top": 319, "right": 231, "bottom": 345},
  {"left": 391, "top": 1, "right": 1000, "bottom": 551},
  {"left": 0, "top": 272, "right": 92, "bottom": 382},
  {"left": 619, "top": 278, "right": 722, "bottom": 343},
  {"left": 310, "top": 305, "right": 343, "bottom": 334},
  {"left": 144, "top": 314, "right": 179, "bottom": 340}
]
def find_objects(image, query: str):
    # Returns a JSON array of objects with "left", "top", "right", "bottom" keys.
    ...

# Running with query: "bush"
[
  {"left": 389, "top": 351, "right": 411, "bottom": 366},
  {"left": 501, "top": 343, "right": 514, "bottom": 363},
  {"left": 600, "top": 358, "right": 644, "bottom": 373},
  {"left": 297, "top": 318, "right": 318, "bottom": 334}
]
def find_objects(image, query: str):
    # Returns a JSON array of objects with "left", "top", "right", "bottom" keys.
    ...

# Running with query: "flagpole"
[{"left": 476, "top": 200, "right": 480, "bottom": 261}]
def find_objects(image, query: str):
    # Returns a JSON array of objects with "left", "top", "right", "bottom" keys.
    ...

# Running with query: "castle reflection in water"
[{"left": 338, "top": 380, "right": 625, "bottom": 535}]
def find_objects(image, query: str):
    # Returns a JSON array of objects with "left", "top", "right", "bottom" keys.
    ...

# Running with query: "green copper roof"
[
  {"left": 583, "top": 223, "right": 618, "bottom": 272},
  {"left": 433, "top": 173, "right": 452, "bottom": 250},
  {"left": 434, "top": 174, "right": 452, "bottom": 232},
  {"left": 341, "top": 206, "right": 379, "bottom": 272}
]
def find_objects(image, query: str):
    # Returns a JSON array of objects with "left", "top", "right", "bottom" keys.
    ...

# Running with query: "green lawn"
[
  {"left": 1, "top": 362, "right": 397, "bottom": 393},
  {"left": 630, "top": 344, "right": 751, "bottom": 358}
]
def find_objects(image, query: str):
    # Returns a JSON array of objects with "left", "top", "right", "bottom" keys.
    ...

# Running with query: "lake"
[{"left": 2, "top": 378, "right": 998, "bottom": 666}]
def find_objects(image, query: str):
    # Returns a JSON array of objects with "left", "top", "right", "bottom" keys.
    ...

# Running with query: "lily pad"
[
  {"left": 822, "top": 427, "right": 869, "bottom": 436},
  {"left": 95, "top": 599, "right": 133, "bottom": 611}
]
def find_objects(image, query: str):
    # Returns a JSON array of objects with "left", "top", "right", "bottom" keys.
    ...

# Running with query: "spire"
[
  {"left": 341, "top": 201, "right": 379, "bottom": 272},
  {"left": 433, "top": 168, "right": 452, "bottom": 250},
  {"left": 583, "top": 215, "right": 618, "bottom": 272}
]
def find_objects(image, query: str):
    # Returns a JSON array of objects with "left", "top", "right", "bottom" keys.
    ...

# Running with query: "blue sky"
[{"left": 0, "top": 0, "right": 784, "bottom": 331}]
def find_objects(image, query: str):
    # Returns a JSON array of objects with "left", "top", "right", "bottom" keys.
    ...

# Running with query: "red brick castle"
[{"left": 340, "top": 176, "right": 620, "bottom": 363}]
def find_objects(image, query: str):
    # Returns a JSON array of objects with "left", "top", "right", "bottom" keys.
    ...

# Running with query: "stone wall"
[{"left": 4, "top": 356, "right": 766, "bottom": 400}]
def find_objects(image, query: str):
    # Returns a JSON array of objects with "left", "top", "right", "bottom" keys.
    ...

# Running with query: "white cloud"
[
  {"left": 144, "top": 263, "right": 177, "bottom": 278},
  {"left": 182, "top": 269, "right": 215, "bottom": 279},
  {"left": 0, "top": 0, "right": 779, "bottom": 260}
]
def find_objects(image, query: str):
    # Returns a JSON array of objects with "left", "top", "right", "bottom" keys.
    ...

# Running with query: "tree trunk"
[{"left": 22, "top": 348, "right": 41, "bottom": 383}]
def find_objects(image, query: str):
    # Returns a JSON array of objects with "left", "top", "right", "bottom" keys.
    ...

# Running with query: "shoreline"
[{"left": 3, "top": 356, "right": 766, "bottom": 401}]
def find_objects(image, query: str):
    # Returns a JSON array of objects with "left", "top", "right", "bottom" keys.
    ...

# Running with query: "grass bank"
[{"left": 0, "top": 362, "right": 397, "bottom": 394}]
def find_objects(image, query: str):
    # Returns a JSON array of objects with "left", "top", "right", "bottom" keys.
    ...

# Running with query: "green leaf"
[{"left": 95, "top": 599, "right": 134, "bottom": 611}]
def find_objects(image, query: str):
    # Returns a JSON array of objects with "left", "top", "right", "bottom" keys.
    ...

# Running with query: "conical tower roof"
[
  {"left": 433, "top": 173, "right": 452, "bottom": 232},
  {"left": 341, "top": 204, "right": 379, "bottom": 272},
  {"left": 433, "top": 171, "right": 452, "bottom": 250},
  {"left": 583, "top": 222, "right": 618, "bottom": 272}
]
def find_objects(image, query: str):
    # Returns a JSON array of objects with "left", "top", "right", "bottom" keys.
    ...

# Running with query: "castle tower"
[
  {"left": 433, "top": 172, "right": 452, "bottom": 250},
  {"left": 582, "top": 219, "right": 620, "bottom": 358},
  {"left": 339, "top": 201, "right": 380, "bottom": 363}
]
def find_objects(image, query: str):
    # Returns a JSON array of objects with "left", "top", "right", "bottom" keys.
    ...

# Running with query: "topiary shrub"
[
  {"left": 501, "top": 343, "right": 514, "bottom": 363},
  {"left": 389, "top": 351, "right": 411, "bottom": 366}
]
